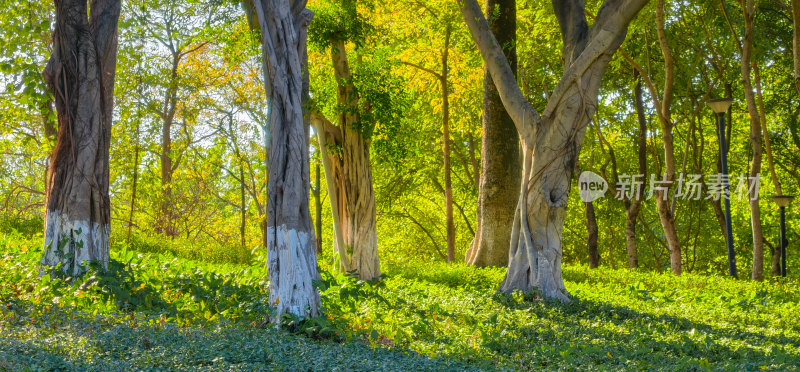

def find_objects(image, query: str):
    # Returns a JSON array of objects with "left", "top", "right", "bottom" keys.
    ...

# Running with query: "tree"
[
  {"left": 246, "top": 0, "right": 320, "bottom": 319},
  {"left": 458, "top": 0, "right": 648, "bottom": 300},
  {"left": 403, "top": 21, "right": 457, "bottom": 263},
  {"left": 128, "top": 0, "right": 219, "bottom": 237},
  {"left": 308, "top": 0, "right": 402, "bottom": 279},
  {"left": 466, "top": 0, "right": 521, "bottom": 268},
  {"left": 794, "top": 0, "right": 800, "bottom": 96},
  {"left": 723, "top": 0, "right": 765, "bottom": 280},
  {"left": 40, "top": 0, "right": 121, "bottom": 276}
]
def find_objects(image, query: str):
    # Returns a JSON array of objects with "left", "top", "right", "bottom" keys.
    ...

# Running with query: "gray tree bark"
[
  {"left": 458, "top": 0, "right": 648, "bottom": 301},
  {"left": 250, "top": 0, "right": 320, "bottom": 319},
  {"left": 40, "top": 0, "right": 121, "bottom": 276},
  {"left": 466, "top": 0, "right": 521, "bottom": 268}
]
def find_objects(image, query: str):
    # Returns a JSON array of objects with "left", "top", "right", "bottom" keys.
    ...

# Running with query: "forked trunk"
[
  {"left": 251, "top": 0, "right": 320, "bottom": 320},
  {"left": 499, "top": 74, "right": 605, "bottom": 301},
  {"left": 459, "top": 0, "right": 648, "bottom": 301},
  {"left": 40, "top": 0, "right": 121, "bottom": 277}
]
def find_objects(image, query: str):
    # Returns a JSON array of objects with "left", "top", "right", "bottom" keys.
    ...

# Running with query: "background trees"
[{"left": 0, "top": 0, "right": 798, "bottom": 299}]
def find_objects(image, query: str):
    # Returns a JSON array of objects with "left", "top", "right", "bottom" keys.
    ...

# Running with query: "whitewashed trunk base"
[
  {"left": 41, "top": 210, "right": 109, "bottom": 277},
  {"left": 267, "top": 225, "right": 321, "bottom": 321}
]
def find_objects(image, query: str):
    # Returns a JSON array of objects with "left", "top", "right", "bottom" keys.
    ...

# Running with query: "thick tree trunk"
[
  {"left": 41, "top": 0, "right": 121, "bottom": 276},
  {"left": 467, "top": 0, "right": 520, "bottom": 267},
  {"left": 320, "top": 39, "right": 381, "bottom": 280},
  {"left": 459, "top": 0, "right": 648, "bottom": 300},
  {"left": 252, "top": 0, "right": 319, "bottom": 320},
  {"left": 586, "top": 201, "right": 599, "bottom": 268},
  {"left": 741, "top": 0, "right": 765, "bottom": 281}
]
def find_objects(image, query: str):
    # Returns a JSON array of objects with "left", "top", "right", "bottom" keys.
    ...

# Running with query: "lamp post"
[
  {"left": 772, "top": 195, "right": 794, "bottom": 277},
  {"left": 707, "top": 98, "right": 736, "bottom": 278}
]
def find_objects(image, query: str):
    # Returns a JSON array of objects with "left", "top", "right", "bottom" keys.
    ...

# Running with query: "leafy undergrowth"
[{"left": 2, "top": 230, "right": 800, "bottom": 370}]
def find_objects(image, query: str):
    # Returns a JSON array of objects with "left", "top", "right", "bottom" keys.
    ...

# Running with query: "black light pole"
[
  {"left": 708, "top": 98, "right": 736, "bottom": 278},
  {"left": 772, "top": 195, "right": 794, "bottom": 277}
]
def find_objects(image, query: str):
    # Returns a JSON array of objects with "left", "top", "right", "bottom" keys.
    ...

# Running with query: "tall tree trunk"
[
  {"left": 251, "top": 0, "right": 319, "bottom": 320},
  {"left": 654, "top": 0, "right": 681, "bottom": 275},
  {"left": 741, "top": 0, "right": 765, "bottom": 281},
  {"left": 586, "top": 201, "right": 599, "bottom": 268},
  {"left": 127, "top": 120, "right": 141, "bottom": 244},
  {"left": 240, "top": 162, "right": 246, "bottom": 247},
  {"left": 460, "top": 0, "right": 648, "bottom": 300},
  {"left": 627, "top": 72, "right": 648, "bottom": 269},
  {"left": 41, "top": 0, "right": 121, "bottom": 276},
  {"left": 754, "top": 63, "right": 782, "bottom": 277},
  {"left": 793, "top": 0, "right": 800, "bottom": 95},
  {"left": 160, "top": 57, "right": 179, "bottom": 237},
  {"left": 466, "top": 0, "right": 520, "bottom": 267},
  {"left": 313, "top": 157, "right": 322, "bottom": 254},
  {"left": 441, "top": 27, "right": 456, "bottom": 263}
]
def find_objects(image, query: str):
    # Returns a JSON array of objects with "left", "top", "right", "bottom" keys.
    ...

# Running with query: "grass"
[{"left": 2, "top": 229, "right": 800, "bottom": 370}]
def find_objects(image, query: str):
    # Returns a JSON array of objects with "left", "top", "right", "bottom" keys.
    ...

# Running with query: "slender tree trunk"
[
  {"left": 793, "top": 0, "right": 800, "bottom": 95},
  {"left": 314, "top": 157, "right": 322, "bottom": 254},
  {"left": 240, "top": 163, "right": 246, "bottom": 247},
  {"left": 160, "top": 57, "right": 179, "bottom": 238},
  {"left": 753, "top": 64, "right": 781, "bottom": 196},
  {"left": 468, "top": 131, "right": 479, "bottom": 188},
  {"left": 626, "top": 72, "right": 648, "bottom": 269},
  {"left": 441, "top": 27, "right": 455, "bottom": 263},
  {"left": 753, "top": 63, "right": 782, "bottom": 277},
  {"left": 654, "top": 0, "right": 681, "bottom": 275},
  {"left": 41, "top": 0, "right": 121, "bottom": 276},
  {"left": 127, "top": 121, "right": 140, "bottom": 244},
  {"left": 586, "top": 201, "right": 599, "bottom": 268},
  {"left": 467, "top": 0, "right": 520, "bottom": 267},
  {"left": 459, "top": 0, "right": 648, "bottom": 300},
  {"left": 711, "top": 111, "right": 728, "bottom": 240},
  {"left": 741, "top": 0, "right": 765, "bottom": 281},
  {"left": 251, "top": 0, "right": 319, "bottom": 320}
]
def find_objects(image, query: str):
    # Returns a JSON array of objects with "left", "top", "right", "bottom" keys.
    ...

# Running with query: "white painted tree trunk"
[
  {"left": 40, "top": 0, "right": 120, "bottom": 277},
  {"left": 251, "top": 0, "right": 320, "bottom": 320}
]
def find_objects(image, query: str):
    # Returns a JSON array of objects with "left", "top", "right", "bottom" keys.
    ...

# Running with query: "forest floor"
[{"left": 2, "top": 230, "right": 800, "bottom": 371}]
